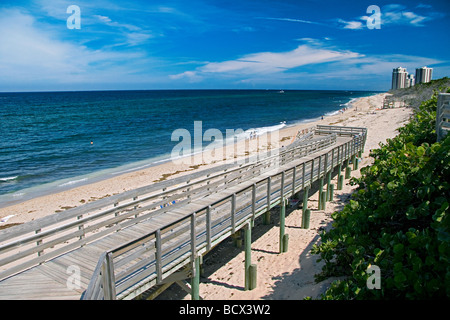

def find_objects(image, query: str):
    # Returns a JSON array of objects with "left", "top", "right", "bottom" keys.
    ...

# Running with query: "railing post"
[
  {"left": 292, "top": 166, "right": 297, "bottom": 196},
  {"left": 318, "top": 155, "right": 322, "bottom": 179},
  {"left": 231, "top": 194, "right": 236, "bottom": 234},
  {"left": 103, "top": 252, "right": 116, "bottom": 300},
  {"left": 252, "top": 184, "right": 256, "bottom": 221},
  {"left": 302, "top": 162, "right": 306, "bottom": 190},
  {"left": 36, "top": 229, "right": 43, "bottom": 258},
  {"left": 206, "top": 206, "right": 212, "bottom": 251},
  {"left": 190, "top": 213, "right": 197, "bottom": 262},
  {"left": 155, "top": 229, "right": 162, "bottom": 284},
  {"left": 77, "top": 215, "right": 85, "bottom": 242}
]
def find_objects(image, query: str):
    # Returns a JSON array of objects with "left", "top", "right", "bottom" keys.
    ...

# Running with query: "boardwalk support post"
[
  {"left": 329, "top": 184, "right": 334, "bottom": 202},
  {"left": 345, "top": 166, "right": 351, "bottom": 179},
  {"left": 318, "top": 178, "right": 324, "bottom": 210},
  {"left": 249, "top": 264, "right": 257, "bottom": 290},
  {"left": 191, "top": 256, "right": 201, "bottom": 300},
  {"left": 245, "top": 222, "right": 254, "bottom": 290},
  {"left": 279, "top": 198, "right": 288, "bottom": 253},
  {"left": 320, "top": 191, "right": 327, "bottom": 211},
  {"left": 302, "top": 186, "right": 309, "bottom": 215},
  {"left": 354, "top": 157, "right": 359, "bottom": 170},
  {"left": 263, "top": 211, "right": 271, "bottom": 225},
  {"left": 326, "top": 171, "right": 332, "bottom": 201},
  {"left": 338, "top": 174, "right": 344, "bottom": 190},
  {"left": 302, "top": 209, "right": 311, "bottom": 229}
]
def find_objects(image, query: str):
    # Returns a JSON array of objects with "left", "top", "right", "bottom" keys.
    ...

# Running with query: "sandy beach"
[
  {"left": 0, "top": 92, "right": 413, "bottom": 299},
  {"left": 157, "top": 91, "right": 413, "bottom": 300},
  {"left": 0, "top": 92, "right": 408, "bottom": 226}
]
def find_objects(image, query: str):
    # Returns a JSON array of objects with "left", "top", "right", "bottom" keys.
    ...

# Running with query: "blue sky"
[{"left": 0, "top": 0, "right": 449, "bottom": 92}]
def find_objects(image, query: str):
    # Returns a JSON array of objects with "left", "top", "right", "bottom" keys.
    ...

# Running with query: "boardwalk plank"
[{"left": 0, "top": 130, "right": 365, "bottom": 300}]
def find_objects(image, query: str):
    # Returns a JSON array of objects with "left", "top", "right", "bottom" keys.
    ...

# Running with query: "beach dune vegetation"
[{"left": 312, "top": 87, "right": 450, "bottom": 299}]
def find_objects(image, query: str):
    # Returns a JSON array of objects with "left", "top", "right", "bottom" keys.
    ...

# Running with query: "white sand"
[{"left": 0, "top": 92, "right": 413, "bottom": 299}]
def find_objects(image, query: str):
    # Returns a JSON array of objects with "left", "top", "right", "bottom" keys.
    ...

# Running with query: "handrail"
[
  {"left": 436, "top": 93, "right": 450, "bottom": 142},
  {"left": 83, "top": 127, "right": 367, "bottom": 299},
  {"left": 0, "top": 130, "right": 338, "bottom": 281}
]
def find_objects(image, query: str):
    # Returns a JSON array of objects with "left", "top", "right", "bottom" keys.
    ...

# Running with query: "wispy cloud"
[
  {"left": 336, "top": 3, "right": 445, "bottom": 30},
  {"left": 93, "top": 14, "right": 154, "bottom": 46},
  {"left": 170, "top": 44, "right": 362, "bottom": 81},
  {"left": 256, "top": 17, "right": 326, "bottom": 26},
  {"left": 169, "top": 37, "right": 447, "bottom": 88},
  {"left": 336, "top": 19, "right": 364, "bottom": 30}
]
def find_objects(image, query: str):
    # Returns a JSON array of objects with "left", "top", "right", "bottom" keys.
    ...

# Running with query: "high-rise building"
[
  {"left": 406, "top": 74, "right": 415, "bottom": 88},
  {"left": 415, "top": 66, "right": 433, "bottom": 84},
  {"left": 392, "top": 67, "right": 408, "bottom": 90}
]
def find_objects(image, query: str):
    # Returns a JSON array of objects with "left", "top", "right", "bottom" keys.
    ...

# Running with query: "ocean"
[{"left": 0, "top": 89, "right": 378, "bottom": 207}]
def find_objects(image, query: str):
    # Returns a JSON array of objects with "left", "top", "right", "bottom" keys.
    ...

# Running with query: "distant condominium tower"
[
  {"left": 392, "top": 67, "right": 408, "bottom": 90},
  {"left": 406, "top": 74, "right": 415, "bottom": 88},
  {"left": 415, "top": 66, "right": 433, "bottom": 84}
]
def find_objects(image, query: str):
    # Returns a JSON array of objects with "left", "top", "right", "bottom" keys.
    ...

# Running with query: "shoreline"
[
  {"left": 0, "top": 106, "right": 344, "bottom": 210},
  {"left": 0, "top": 91, "right": 414, "bottom": 300},
  {"left": 0, "top": 92, "right": 394, "bottom": 227},
  {"left": 158, "top": 91, "right": 414, "bottom": 300}
]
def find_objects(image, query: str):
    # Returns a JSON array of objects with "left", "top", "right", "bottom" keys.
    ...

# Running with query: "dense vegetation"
[
  {"left": 389, "top": 77, "right": 450, "bottom": 109},
  {"left": 311, "top": 87, "right": 450, "bottom": 299}
]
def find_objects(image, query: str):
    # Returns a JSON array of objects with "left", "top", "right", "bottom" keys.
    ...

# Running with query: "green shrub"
[{"left": 311, "top": 91, "right": 450, "bottom": 299}]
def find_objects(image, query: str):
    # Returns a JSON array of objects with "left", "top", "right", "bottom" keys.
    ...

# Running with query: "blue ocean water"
[{"left": 0, "top": 89, "right": 378, "bottom": 207}]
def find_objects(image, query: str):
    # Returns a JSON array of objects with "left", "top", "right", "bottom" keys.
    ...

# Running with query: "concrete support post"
[
  {"left": 279, "top": 198, "right": 288, "bottom": 253},
  {"left": 345, "top": 166, "right": 351, "bottom": 179},
  {"left": 302, "top": 186, "right": 309, "bottom": 216},
  {"left": 245, "top": 222, "right": 253, "bottom": 291},
  {"left": 302, "top": 209, "right": 311, "bottom": 229},
  {"left": 320, "top": 191, "right": 327, "bottom": 211},
  {"left": 191, "top": 256, "right": 200, "bottom": 300},
  {"left": 318, "top": 178, "right": 324, "bottom": 210},
  {"left": 329, "top": 184, "right": 334, "bottom": 202},
  {"left": 338, "top": 174, "right": 344, "bottom": 190},
  {"left": 263, "top": 210, "right": 271, "bottom": 225},
  {"left": 326, "top": 171, "right": 332, "bottom": 201}
]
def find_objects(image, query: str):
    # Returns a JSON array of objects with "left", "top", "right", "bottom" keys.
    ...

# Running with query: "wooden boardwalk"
[
  {"left": 437, "top": 93, "right": 450, "bottom": 141},
  {"left": 0, "top": 125, "right": 366, "bottom": 300}
]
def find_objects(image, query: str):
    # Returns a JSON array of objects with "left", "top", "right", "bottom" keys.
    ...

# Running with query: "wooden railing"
[
  {"left": 82, "top": 126, "right": 366, "bottom": 299},
  {"left": 436, "top": 93, "right": 450, "bottom": 142},
  {"left": 0, "top": 130, "right": 341, "bottom": 282}
]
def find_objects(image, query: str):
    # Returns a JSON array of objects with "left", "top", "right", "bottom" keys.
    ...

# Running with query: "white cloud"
[
  {"left": 94, "top": 14, "right": 141, "bottom": 31},
  {"left": 171, "top": 44, "right": 362, "bottom": 80},
  {"left": 257, "top": 17, "right": 325, "bottom": 26},
  {"left": 337, "top": 3, "right": 444, "bottom": 30},
  {"left": 337, "top": 19, "right": 364, "bottom": 30},
  {"left": 0, "top": 9, "right": 155, "bottom": 89}
]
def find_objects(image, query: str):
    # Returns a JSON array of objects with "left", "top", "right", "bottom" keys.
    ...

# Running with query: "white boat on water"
[{"left": 278, "top": 90, "right": 285, "bottom": 94}]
